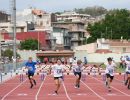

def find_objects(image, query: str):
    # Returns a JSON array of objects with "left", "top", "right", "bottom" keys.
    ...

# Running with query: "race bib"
[
  {"left": 109, "top": 69, "right": 114, "bottom": 74},
  {"left": 75, "top": 68, "right": 81, "bottom": 72},
  {"left": 28, "top": 67, "right": 33, "bottom": 71},
  {"left": 57, "top": 69, "right": 62, "bottom": 74}
]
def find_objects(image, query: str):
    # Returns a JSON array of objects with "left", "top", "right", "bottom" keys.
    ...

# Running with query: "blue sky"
[{"left": 0, "top": 0, "right": 130, "bottom": 13}]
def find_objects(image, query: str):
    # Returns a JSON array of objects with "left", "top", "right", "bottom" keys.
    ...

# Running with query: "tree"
[
  {"left": 20, "top": 39, "right": 40, "bottom": 50},
  {"left": 74, "top": 6, "right": 107, "bottom": 17},
  {"left": 86, "top": 9, "right": 130, "bottom": 43},
  {"left": 1, "top": 49, "right": 20, "bottom": 61}
]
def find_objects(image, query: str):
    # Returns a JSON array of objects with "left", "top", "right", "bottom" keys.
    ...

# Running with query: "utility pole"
[
  {"left": 12, "top": 0, "right": 16, "bottom": 71},
  {"left": 105, "top": 26, "right": 107, "bottom": 39},
  {"left": 111, "top": 28, "right": 112, "bottom": 40}
]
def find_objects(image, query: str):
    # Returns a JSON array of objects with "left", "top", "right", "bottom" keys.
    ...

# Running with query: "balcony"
[
  {"left": 63, "top": 34, "right": 71, "bottom": 38},
  {"left": 71, "top": 37, "right": 81, "bottom": 42}
]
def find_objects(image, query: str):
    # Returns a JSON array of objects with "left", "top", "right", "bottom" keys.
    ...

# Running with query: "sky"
[{"left": 0, "top": 0, "right": 130, "bottom": 13}]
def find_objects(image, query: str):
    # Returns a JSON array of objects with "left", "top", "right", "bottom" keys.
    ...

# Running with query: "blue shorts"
[{"left": 28, "top": 72, "right": 34, "bottom": 79}]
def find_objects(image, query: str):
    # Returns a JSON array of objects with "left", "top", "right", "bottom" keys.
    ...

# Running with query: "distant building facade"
[
  {"left": 0, "top": 11, "right": 10, "bottom": 23},
  {"left": 56, "top": 11, "right": 90, "bottom": 23},
  {"left": 2, "top": 31, "right": 50, "bottom": 50},
  {"left": 52, "top": 27, "right": 71, "bottom": 50},
  {"left": 52, "top": 21, "right": 86, "bottom": 49},
  {"left": 74, "top": 38, "right": 130, "bottom": 53}
]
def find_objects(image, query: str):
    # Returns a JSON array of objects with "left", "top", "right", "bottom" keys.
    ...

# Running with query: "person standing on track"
[
  {"left": 25, "top": 57, "right": 37, "bottom": 88},
  {"left": 72, "top": 60, "right": 85, "bottom": 88},
  {"left": 124, "top": 60, "right": 130, "bottom": 89},
  {"left": 49, "top": 58, "right": 66, "bottom": 95},
  {"left": 104, "top": 57, "right": 116, "bottom": 92}
]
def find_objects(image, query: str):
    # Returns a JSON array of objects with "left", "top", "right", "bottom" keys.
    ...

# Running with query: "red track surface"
[{"left": 0, "top": 74, "right": 130, "bottom": 100}]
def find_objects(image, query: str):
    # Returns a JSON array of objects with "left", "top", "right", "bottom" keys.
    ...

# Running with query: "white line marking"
[
  {"left": 89, "top": 75, "right": 130, "bottom": 96},
  {"left": 77, "top": 93, "right": 87, "bottom": 96},
  {"left": 62, "top": 82, "right": 72, "bottom": 100},
  {"left": 1, "top": 79, "right": 27, "bottom": 100},
  {"left": 35, "top": 76, "right": 46, "bottom": 100},
  {"left": 107, "top": 93, "right": 116, "bottom": 96},
  {"left": 81, "top": 81, "right": 106, "bottom": 100}
]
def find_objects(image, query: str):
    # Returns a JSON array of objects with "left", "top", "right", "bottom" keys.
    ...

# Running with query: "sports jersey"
[
  {"left": 72, "top": 64, "right": 83, "bottom": 73},
  {"left": 105, "top": 62, "right": 116, "bottom": 76},
  {"left": 52, "top": 64, "right": 65, "bottom": 77},
  {"left": 125, "top": 61, "right": 130, "bottom": 73},
  {"left": 25, "top": 61, "right": 37, "bottom": 73}
]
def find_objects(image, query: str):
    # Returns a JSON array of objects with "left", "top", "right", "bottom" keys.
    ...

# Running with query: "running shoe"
[{"left": 54, "top": 91, "right": 58, "bottom": 95}]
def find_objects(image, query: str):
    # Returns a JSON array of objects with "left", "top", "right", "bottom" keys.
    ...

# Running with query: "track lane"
[
  {"left": 1, "top": 75, "right": 43, "bottom": 100},
  {"left": 88, "top": 75, "right": 130, "bottom": 100},
  {"left": 37, "top": 75, "right": 68, "bottom": 100},
  {"left": 63, "top": 75, "right": 104, "bottom": 100}
]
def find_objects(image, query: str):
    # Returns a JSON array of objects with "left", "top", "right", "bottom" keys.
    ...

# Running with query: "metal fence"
[{"left": 0, "top": 61, "right": 26, "bottom": 73}]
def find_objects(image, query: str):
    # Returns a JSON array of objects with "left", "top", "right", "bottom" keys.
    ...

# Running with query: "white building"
[
  {"left": 97, "top": 38, "right": 110, "bottom": 50},
  {"left": 52, "top": 27, "right": 71, "bottom": 50},
  {"left": 56, "top": 11, "right": 90, "bottom": 23},
  {"left": 0, "top": 21, "right": 34, "bottom": 33}
]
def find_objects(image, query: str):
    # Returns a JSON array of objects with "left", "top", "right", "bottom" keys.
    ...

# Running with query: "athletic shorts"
[
  {"left": 28, "top": 72, "right": 34, "bottom": 79},
  {"left": 54, "top": 76, "right": 63, "bottom": 80},
  {"left": 70, "top": 62, "right": 72, "bottom": 64},
  {"left": 126, "top": 72, "right": 130, "bottom": 74},
  {"left": 106, "top": 73, "right": 114, "bottom": 80},
  {"left": 74, "top": 72, "right": 81, "bottom": 80}
]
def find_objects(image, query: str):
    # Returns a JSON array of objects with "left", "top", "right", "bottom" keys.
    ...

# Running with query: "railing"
[{"left": 0, "top": 61, "right": 26, "bottom": 73}]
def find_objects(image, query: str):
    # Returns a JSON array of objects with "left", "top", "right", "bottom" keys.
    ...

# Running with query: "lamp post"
[{"left": 12, "top": 0, "right": 16, "bottom": 72}]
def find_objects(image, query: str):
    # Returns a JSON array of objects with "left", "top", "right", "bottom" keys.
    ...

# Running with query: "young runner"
[
  {"left": 49, "top": 58, "right": 66, "bottom": 95},
  {"left": 104, "top": 57, "right": 116, "bottom": 92},
  {"left": 25, "top": 57, "right": 37, "bottom": 88},
  {"left": 124, "top": 60, "right": 130, "bottom": 89},
  {"left": 72, "top": 60, "right": 85, "bottom": 88}
]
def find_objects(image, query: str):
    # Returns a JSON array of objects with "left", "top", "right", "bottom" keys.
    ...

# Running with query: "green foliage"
[
  {"left": 20, "top": 39, "right": 40, "bottom": 50},
  {"left": 1, "top": 49, "right": 20, "bottom": 61},
  {"left": 87, "top": 9, "right": 130, "bottom": 43},
  {"left": 74, "top": 6, "right": 107, "bottom": 17}
]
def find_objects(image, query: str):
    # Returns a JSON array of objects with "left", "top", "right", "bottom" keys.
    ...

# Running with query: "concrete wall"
[
  {"left": 17, "top": 50, "right": 37, "bottom": 61},
  {"left": 74, "top": 50, "right": 130, "bottom": 63},
  {"left": 17, "top": 50, "right": 130, "bottom": 63},
  {"left": 74, "top": 43, "right": 97, "bottom": 53},
  {"left": 52, "top": 32, "right": 63, "bottom": 44},
  {"left": 74, "top": 50, "right": 88, "bottom": 61}
]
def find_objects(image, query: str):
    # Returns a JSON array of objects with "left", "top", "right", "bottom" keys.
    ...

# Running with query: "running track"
[{"left": 0, "top": 74, "right": 130, "bottom": 100}]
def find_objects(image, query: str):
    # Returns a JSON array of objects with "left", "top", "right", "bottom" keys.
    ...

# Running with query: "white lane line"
[
  {"left": 35, "top": 76, "right": 46, "bottom": 100},
  {"left": 81, "top": 81, "right": 106, "bottom": 100},
  {"left": 89, "top": 75, "right": 130, "bottom": 96},
  {"left": 62, "top": 82, "right": 72, "bottom": 100},
  {"left": 1, "top": 79, "right": 27, "bottom": 100}
]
